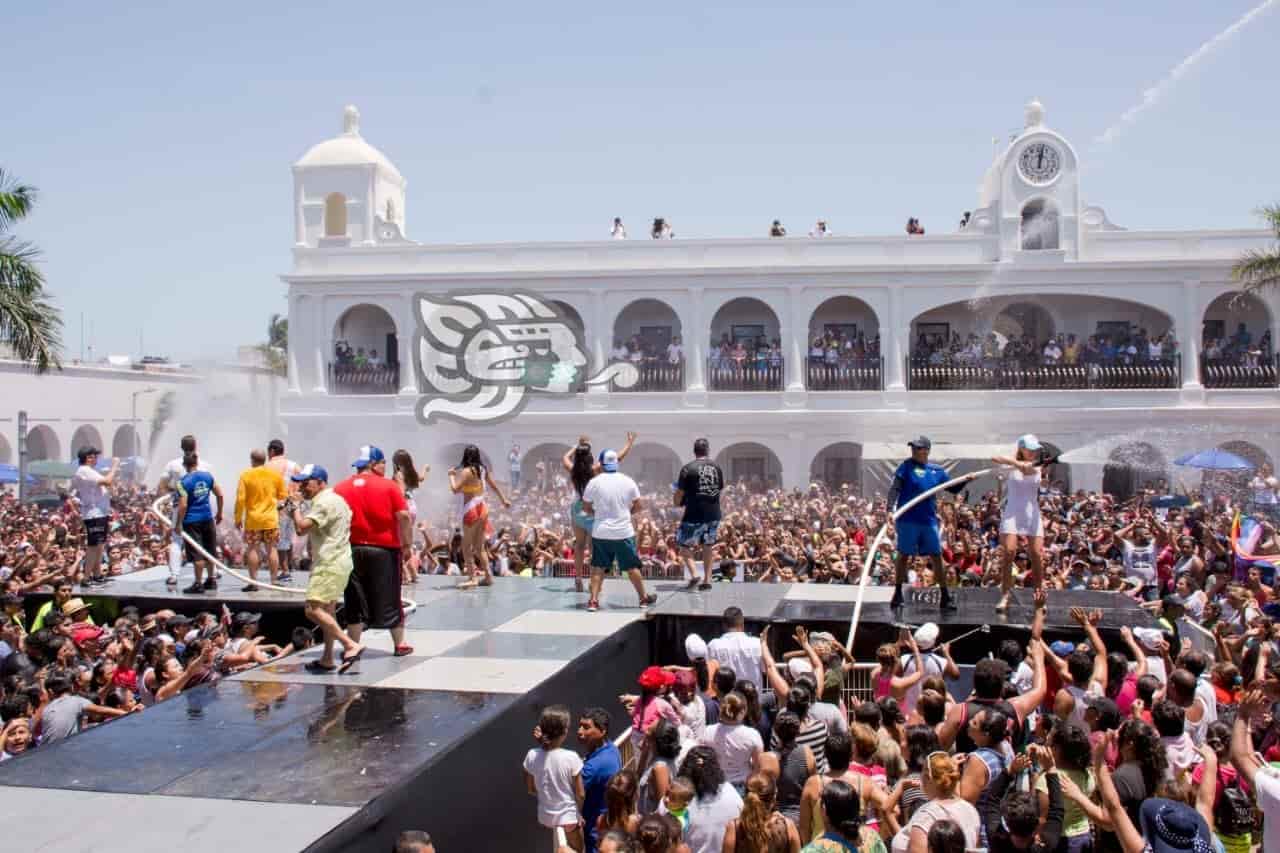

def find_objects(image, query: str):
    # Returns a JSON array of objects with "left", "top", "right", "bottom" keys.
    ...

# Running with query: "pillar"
[
  {"left": 312, "top": 298, "right": 328, "bottom": 394},
  {"left": 362, "top": 167, "right": 376, "bottom": 246},
  {"left": 398, "top": 295, "right": 417, "bottom": 395},
  {"left": 884, "top": 286, "right": 906, "bottom": 392},
  {"left": 1180, "top": 279, "right": 1203, "bottom": 393},
  {"left": 587, "top": 289, "right": 608, "bottom": 407},
  {"left": 293, "top": 177, "right": 306, "bottom": 246},
  {"left": 684, "top": 287, "right": 707, "bottom": 403},
  {"left": 784, "top": 289, "right": 806, "bottom": 395}
]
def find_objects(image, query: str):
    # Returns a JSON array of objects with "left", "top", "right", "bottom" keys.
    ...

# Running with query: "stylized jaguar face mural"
[{"left": 413, "top": 290, "right": 638, "bottom": 424}]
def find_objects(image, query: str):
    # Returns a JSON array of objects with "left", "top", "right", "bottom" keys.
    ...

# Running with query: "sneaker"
[
  {"left": 182, "top": 583, "right": 204, "bottom": 595},
  {"left": 202, "top": 578, "right": 217, "bottom": 591},
  {"left": 586, "top": 599, "right": 599, "bottom": 613},
  {"left": 241, "top": 583, "right": 260, "bottom": 593},
  {"left": 639, "top": 593, "right": 658, "bottom": 609},
  {"left": 697, "top": 582, "right": 712, "bottom": 592},
  {"left": 277, "top": 574, "right": 292, "bottom": 584}
]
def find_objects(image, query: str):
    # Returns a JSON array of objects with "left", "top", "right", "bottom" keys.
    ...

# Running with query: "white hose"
[
  {"left": 845, "top": 468, "right": 992, "bottom": 649},
  {"left": 148, "top": 494, "right": 418, "bottom": 615}
]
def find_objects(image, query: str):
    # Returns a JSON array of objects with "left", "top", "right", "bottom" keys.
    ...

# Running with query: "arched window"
[
  {"left": 1021, "top": 199, "right": 1060, "bottom": 251},
  {"left": 324, "top": 193, "right": 348, "bottom": 237}
]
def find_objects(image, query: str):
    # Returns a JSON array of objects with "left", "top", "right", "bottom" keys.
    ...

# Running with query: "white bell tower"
[
  {"left": 292, "top": 105, "right": 409, "bottom": 248},
  {"left": 973, "top": 100, "right": 1082, "bottom": 261}
]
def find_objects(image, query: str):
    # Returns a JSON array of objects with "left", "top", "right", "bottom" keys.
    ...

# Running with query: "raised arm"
[
  {"left": 1009, "top": 638, "right": 1047, "bottom": 720},
  {"left": 1070, "top": 607, "right": 1109, "bottom": 691},
  {"left": 1231, "top": 689, "right": 1268, "bottom": 788},
  {"left": 1119, "top": 625, "right": 1147, "bottom": 679},
  {"left": 616, "top": 431, "right": 638, "bottom": 462},
  {"left": 893, "top": 634, "right": 926, "bottom": 692},
  {"left": 759, "top": 625, "right": 791, "bottom": 702},
  {"left": 485, "top": 468, "right": 512, "bottom": 508}
]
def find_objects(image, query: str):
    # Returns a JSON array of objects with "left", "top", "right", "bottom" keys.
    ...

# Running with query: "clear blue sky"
[{"left": 8, "top": 0, "right": 1278, "bottom": 361}]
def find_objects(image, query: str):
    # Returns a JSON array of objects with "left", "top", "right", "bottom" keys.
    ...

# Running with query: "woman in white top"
[
  {"left": 892, "top": 752, "right": 979, "bottom": 853},
  {"left": 699, "top": 691, "right": 762, "bottom": 789},
  {"left": 992, "top": 434, "right": 1049, "bottom": 612}
]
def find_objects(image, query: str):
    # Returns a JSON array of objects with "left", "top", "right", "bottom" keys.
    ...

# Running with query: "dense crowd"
[
  {"left": 525, "top": 596, "right": 1280, "bottom": 853},
  {"left": 910, "top": 329, "right": 1181, "bottom": 369}
]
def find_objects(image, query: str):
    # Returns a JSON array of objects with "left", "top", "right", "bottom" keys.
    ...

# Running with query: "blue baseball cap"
[
  {"left": 352, "top": 445, "right": 385, "bottom": 468},
  {"left": 600, "top": 449, "right": 619, "bottom": 472},
  {"left": 1017, "top": 434, "right": 1043, "bottom": 452},
  {"left": 291, "top": 463, "right": 328, "bottom": 483}
]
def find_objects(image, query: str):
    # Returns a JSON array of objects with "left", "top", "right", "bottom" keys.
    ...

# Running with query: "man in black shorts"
[
  {"left": 674, "top": 438, "right": 724, "bottom": 591},
  {"left": 175, "top": 451, "right": 224, "bottom": 594}
]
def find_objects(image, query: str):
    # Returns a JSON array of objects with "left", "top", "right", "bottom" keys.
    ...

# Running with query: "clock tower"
[{"left": 971, "top": 99, "right": 1082, "bottom": 261}]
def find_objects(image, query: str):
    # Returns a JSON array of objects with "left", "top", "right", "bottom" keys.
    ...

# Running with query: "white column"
[
  {"left": 286, "top": 295, "right": 303, "bottom": 394},
  {"left": 312, "top": 297, "right": 328, "bottom": 394},
  {"left": 587, "top": 289, "right": 608, "bottom": 405},
  {"left": 1180, "top": 279, "right": 1202, "bottom": 390},
  {"left": 398, "top": 296, "right": 416, "bottom": 395},
  {"left": 293, "top": 177, "right": 306, "bottom": 246},
  {"left": 363, "top": 167, "right": 376, "bottom": 246},
  {"left": 684, "top": 287, "right": 706, "bottom": 397},
  {"left": 785, "top": 289, "right": 806, "bottom": 394},
  {"left": 884, "top": 287, "right": 906, "bottom": 391}
]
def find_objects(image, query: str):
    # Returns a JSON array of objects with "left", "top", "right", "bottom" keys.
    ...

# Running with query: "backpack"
[{"left": 1215, "top": 778, "right": 1254, "bottom": 837}]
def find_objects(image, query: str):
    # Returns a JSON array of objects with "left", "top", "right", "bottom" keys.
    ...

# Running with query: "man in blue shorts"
[
  {"left": 888, "top": 436, "right": 973, "bottom": 611},
  {"left": 674, "top": 437, "right": 724, "bottom": 591}
]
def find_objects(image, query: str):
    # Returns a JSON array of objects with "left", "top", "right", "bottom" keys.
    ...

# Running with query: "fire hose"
[{"left": 148, "top": 494, "right": 418, "bottom": 615}]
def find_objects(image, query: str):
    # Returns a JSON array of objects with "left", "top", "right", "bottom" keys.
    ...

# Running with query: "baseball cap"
[
  {"left": 685, "top": 633, "right": 708, "bottom": 660},
  {"left": 638, "top": 666, "right": 675, "bottom": 690},
  {"left": 600, "top": 449, "right": 619, "bottom": 473},
  {"left": 76, "top": 445, "right": 101, "bottom": 464},
  {"left": 72, "top": 626, "right": 105, "bottom": 646},
  {"left": 351, "top": 445, "right": 385, "bottom": 468},
  {"left": 1017, "top": 434, "right": 1043, "bottom": 452},
  {"left": 233, "top": 611, "right": 262, "bottom": 625},
  {"left": 788, "top": 658, "right": 814, "bottom": 680},
  {"left": 908, "top": 436, "right": 932, "bottom": 450},
  {"left": 1050, "top": 640, "right": 1075, "bottom": 657},
  {"left": 291, "top": 463, "right": 329, "bottom": 483},
  {"left": 914, "top": 622, "right": 939, "bottom": 651}
]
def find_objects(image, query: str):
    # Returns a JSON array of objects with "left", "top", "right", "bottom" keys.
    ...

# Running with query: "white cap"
[
  {"left": 685, "top": 633, "right": 708, "bottom": 660},
  {"left": 1133, "top": 627, "right": 1163, "bottom": 651},
  {"left": 788, "top": 658, "right": 814, "bottom": 680},
  {"left": 1017, "top": 434, "right": 1042, "bottom": 452},
  {"left": 914, "top": 622, "right": 939, "bottom": 651}
]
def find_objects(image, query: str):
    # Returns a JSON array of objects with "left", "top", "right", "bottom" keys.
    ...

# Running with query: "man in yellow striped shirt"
[{"left": 234, "top": 449, "right": 287, "bottom": 592}]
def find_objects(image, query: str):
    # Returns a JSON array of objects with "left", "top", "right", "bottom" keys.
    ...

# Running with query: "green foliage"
[
  {"left": 0, "top": 168, "right": 63, "bottom": 372},
  {"left": 1232, "top": 204, "right": 1280, "bottom": 298}
]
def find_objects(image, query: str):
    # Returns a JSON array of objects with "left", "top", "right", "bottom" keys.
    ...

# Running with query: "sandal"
[
  {"left": 338, "top": 646, "right": 365, "bottom": 673},
  {"left": 393, "top": 645, "right": 415, "bottom": 657},
  {"left": 305, "top": 660, "right": 339, "bottom": 674}
]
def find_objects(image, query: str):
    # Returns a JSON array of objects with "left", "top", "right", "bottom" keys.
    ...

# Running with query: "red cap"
[
  {"left": 638, "top": 666, "right": 675, "bottom": 690},
  {"left": 72, "top": 626, "right": 105, "bottom": 646}
]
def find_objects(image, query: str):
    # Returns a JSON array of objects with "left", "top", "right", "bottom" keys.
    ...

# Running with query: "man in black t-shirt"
[{"left": 674, "top": 437, "right": 724, "bottom": 591}]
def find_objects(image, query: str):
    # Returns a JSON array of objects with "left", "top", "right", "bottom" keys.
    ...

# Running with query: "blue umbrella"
[{"left": 1174, "top": 448, "right": 1255, "bottom": 470}]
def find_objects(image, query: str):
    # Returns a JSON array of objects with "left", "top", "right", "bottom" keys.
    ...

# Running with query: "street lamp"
[{"left": 130, "top": 387, "right": 157, "bottom": 459}]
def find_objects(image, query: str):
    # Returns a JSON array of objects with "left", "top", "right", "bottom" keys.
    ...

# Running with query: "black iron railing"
[
  {"left": 707, "top": 358, "right": 784, "bottom": 391},
  {"left": 329, "top": 362, "right": 400, "bottom": 394},
  {"left": 612, "top": 359, "right": 685, "bottom": 392},
  {"left": 807, "top": 357, "right": 883, "bottom": 391},
  {"left": 1201, "top": 354, "right": 1279, "bottom": 389},
  {"left": 905, "top": 357, "right": 1180, "bottom": 390}
]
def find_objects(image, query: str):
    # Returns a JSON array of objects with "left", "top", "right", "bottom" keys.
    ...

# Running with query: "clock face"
[{"left": 1018, "top": 142, "right": 1061, "bottom": 184}]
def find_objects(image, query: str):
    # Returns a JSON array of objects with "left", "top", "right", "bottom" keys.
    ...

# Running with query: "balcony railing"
[
  {"left": 707, "top": 357, "right": 784, "bottom": 391},
  {"left": 807, "top": 357, "right": 883, "bottom": 391},
  {"left": 329, "top": 362, "right": 400, "bottom": 395},
  {"left": 906, "top": 357, "right": 1180, "bottom": 390},
  {"left": 1201, "top": 355, "right": 1279, "bottom": 389},
  {"left": 612, "top": 359, "right": 684, "bottom": 392}
]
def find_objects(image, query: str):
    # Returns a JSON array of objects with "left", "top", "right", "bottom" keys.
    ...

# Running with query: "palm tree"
[
  {"left": 257, "top": 312, "right": 288, "bottom": 375},
  {"left": 1232, "top": 204, "right": 1280, "bottom": 296},
  {"left": 0, "top": 169, "right": 63, "bottom": 372}
]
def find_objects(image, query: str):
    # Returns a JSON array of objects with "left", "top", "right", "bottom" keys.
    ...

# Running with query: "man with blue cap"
[
  {"left": 287, "top": 464, "right": 364, "bottom": 672},
  {"left": 580, "top": 448, "right": 657, "bottom": 613},
  {"left": 888, "top": 436, "right": 975, "bottom": 611}
]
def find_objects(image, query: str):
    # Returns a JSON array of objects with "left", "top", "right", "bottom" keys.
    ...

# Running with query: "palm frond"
[
  {"left": 0, "top": 283, "right": 63, "bottom": 372},
  {"left": 0, "top": 169, "right": 37, "bottom": 234},
  {"left": 1255, "top": 203, "right": 1280, "bottom": 236},
  {"left": 1232, "top": 250, "right": 1280, "bottom": 296},
  {"left": 0, "top": 237, "right": 46, "bottom": 295}
]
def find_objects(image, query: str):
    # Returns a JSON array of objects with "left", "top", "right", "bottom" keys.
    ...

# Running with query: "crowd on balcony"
[
  {"left": 1203, "top": 324, "right": 1273, "bottom": 366},
  {"left": 808, "top": 330, "right": 881, "bottom": 366},
  {"left": 911, "top": 328, "right": 1180, "bottom": 368},
  {"left": 332, "top": 340, "right": 389, "bottom": 370},
  {"left": 708, "top": 336, "right": 783, "bottom": 371}
]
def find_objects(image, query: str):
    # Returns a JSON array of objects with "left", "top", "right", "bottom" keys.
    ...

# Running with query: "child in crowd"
[
  {"left": 662, "top": 776, "right": 695, "bottom": 835},
  {"left": 524, "top": 705, "right": 586, "bottom": 852}
]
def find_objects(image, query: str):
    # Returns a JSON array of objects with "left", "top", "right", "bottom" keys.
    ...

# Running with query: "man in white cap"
[
  {"left": 581, "top": 448, "right": 657, "bottom": 612},
  {"left": 900, "top": 621, "right": 959, "bottom": 714}
]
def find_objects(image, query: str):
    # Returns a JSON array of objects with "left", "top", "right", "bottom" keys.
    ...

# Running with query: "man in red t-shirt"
[{"left": 333, "top": 445, "right": 414, "bottom": 657}]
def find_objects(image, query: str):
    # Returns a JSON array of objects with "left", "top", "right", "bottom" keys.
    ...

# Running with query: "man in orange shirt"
[{"left": 234, "top": 448, "right": 287, "bottom": 592}]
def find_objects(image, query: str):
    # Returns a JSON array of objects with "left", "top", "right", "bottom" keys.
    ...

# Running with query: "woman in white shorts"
[{"left": 992, "top": 434, "right": 1048, "bottom": 612}]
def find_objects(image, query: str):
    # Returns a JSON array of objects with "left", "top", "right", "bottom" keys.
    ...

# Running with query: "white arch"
[
  {"left": 810, "top": 442, "right": 863, "bottom": 490},
  {"left": 715, "top": 441, "right": 784, "bottom": 490},
  {"left": 70, "top": 425, "right": 105, "bottom": 458},
  {"left": 0, "top": 434, "right": 11, "bottom": 464},
  {"left": 613, "top": 298, "right": 683, "bottom": 349},
  {"left": 112, "top": 424, "right": 139, "bottom": 459},
  {"left": 25, "top": 425, "right": 60, "bottom": 462}
]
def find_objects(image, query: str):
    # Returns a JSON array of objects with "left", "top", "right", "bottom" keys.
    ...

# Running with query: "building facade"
[{"left": 280, "top": 102, "right": 1280, "bottom": 497}]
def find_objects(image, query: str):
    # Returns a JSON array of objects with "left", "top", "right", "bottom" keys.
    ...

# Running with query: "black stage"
[{"left": 1, "top": 580, "right": 1151, "bottom": 852}]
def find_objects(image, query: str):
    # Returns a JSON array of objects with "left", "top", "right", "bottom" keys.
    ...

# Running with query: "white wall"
[
  {"left": 710, "top": 299, "right": 781, "bottom": 346},
  {"left": 614, "top": 299, "right": 682, "bottom": 345}
]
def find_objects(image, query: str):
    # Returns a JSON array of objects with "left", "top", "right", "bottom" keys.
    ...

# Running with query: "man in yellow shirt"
[{"left": 234, "top": 448, "right": 287, "bottom": 592}]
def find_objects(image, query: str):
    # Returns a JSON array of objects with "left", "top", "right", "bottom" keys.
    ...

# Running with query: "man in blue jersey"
[
  {"left": 175, "top": 451, "right": 224, "bottom": 595},
  {"left": 888, "top": 436, "right": 973, "bottom": 611}
]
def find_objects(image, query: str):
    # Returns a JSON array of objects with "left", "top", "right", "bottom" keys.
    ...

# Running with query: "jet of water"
[{"left": 1096, "top": 0, "right": 1279, "bottom": 145}]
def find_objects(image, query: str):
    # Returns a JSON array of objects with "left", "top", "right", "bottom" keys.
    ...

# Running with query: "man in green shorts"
[
  {"left": 287, "top": 464, "right": 363, "bottom": 673},
  {"left": 581, "top": 449, "right": 658, "bottom": 613}
]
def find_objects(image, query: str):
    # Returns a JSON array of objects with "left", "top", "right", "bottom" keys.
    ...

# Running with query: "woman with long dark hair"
[
  {"left": 639, "top": 718, "right": 683, "bottom": 814},
  {"left": 597, "top": 769, "right": 640, "bottom": 837},
  {"left": 392, "top": 449, "right": 430, "bottom": 584},
  {"left": 675, "top": 746, "right": 743, "bottom": 853},
  {"left": 803, "top": 779, "right": 884, "bottom": 853},
  {"left": 721, "top": 771, "right": 801, "bottom": 852},
  {"left": 562, "top": 432, "right": 637, "bottom": 593},
  {"left": 448, "top": 445, "right": 510, "bottom": 590}
]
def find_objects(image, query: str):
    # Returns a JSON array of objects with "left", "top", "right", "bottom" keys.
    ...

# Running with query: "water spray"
[
  {"left": 846, "top": 468, "right": 991, "bottom": 649},
  {"left": 147, "top": 494, "right": 418, "bottom": 615}
]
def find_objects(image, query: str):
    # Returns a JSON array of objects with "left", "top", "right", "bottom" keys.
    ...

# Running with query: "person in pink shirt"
[{"left": 630, "top": 666, "right": 681, "bottom": 749}]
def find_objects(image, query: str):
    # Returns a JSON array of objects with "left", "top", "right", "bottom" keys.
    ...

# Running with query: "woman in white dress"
[{"left": 992, "top": 434, "right": 1051, "bottom": 612}]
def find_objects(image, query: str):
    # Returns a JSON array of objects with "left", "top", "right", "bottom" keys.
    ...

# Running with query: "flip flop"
[
  {"left": 305, "top": 660, "right": 339, "bottom": 674},
  {"left": 338, "top": 647, "right": 365, "bottom": 673}
]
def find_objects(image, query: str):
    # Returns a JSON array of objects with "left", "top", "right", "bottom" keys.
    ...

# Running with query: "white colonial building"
[{"left": 280, "top": 102, "right": 1280, "bottom": 497}]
